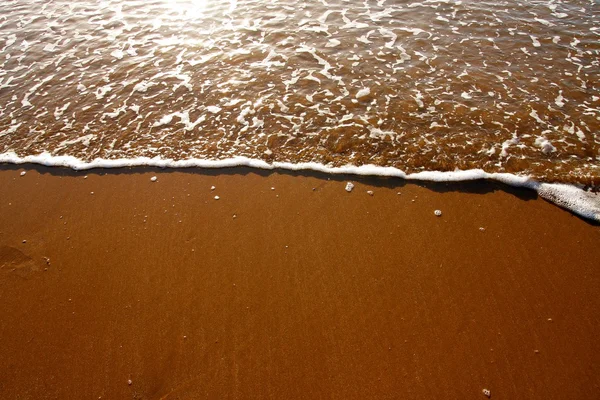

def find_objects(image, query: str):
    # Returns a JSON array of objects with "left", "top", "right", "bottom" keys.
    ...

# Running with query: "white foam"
[
  {"left": 95, "top": 84, "right": 112, "bottom": 100},
  {"left": 356, "top": 87, "right": 371, "bottom": 99},
  {"left": 0, "top": 152, "right": 598, "bottom": 221},
  {"left": 152, "top": 111, "right": 205, "bottom": 131},
  {"left": 534, "top": 18, "right": 554, "bottom": 27},
  {"left": 534, "top": 137, "right": 556, "bottom": 154},
  {"left": 110, "top": 49, "right": 124, "bottom": 59},
  {"left": 206, "top": 106, "right": 222, "bottom": 114},
  {"left": 555, "top": 92, "right": 565, "bottom": 108},
  {"left": 132, "top": 80, "right": 156, "bottom": 93},
  {"left": 325, "top": 39, "right": 341, "bottom": 48}
]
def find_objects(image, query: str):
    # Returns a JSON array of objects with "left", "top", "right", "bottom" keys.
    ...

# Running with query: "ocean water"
[{"left": 0, "top": 0, "right": 599, "bottom": 218}]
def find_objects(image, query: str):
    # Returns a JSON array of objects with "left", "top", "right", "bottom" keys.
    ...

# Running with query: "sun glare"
[{"left": 165, "top": 0, "right": 209, "bottom": 20}]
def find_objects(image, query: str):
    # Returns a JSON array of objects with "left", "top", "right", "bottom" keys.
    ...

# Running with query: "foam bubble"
[{"left": 356, "top": 88, "right": 371, "bottom": 99}]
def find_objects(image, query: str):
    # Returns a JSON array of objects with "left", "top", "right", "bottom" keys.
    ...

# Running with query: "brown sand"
[{"left": 0, "top": 165, "right": 599, "bottom": 399}]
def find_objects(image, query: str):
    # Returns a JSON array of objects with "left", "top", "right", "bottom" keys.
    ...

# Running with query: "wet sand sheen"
[{"left": 0, "top": 167, "right": 599, "bottom": 399}]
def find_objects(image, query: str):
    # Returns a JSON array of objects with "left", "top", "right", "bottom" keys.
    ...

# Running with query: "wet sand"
[{"left": 0, "top": 165, "right": 599, "bottom": 399}]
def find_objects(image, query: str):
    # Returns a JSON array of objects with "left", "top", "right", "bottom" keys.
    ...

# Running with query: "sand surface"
[{"left": 0, "top": 165, "right": 599, "bottom": 399}]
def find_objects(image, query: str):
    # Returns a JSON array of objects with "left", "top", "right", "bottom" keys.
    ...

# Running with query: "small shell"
[
  {"left": 434, "top": 210, "right": 442, "bottom": 216},
  {"left": 150, "top": 176, "right": 157, "bottom": 182}
]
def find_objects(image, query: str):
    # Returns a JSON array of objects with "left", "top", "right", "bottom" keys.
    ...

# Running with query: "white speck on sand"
[
  {"left": 127, "top": 379, "right": 132, "bottom": 386},
  {"left": 434, "top": 210, "right": 442, "bottom": 216},
  {"left": 367, "top": 190, "right": 374, "bottom": 196},
  {"left": 214, "top": 195, "right": 220, "bottom": 200},
  {"left": 345, "top": 182, "right": 354, "bottom": 192},
  {"left": 211, "top": 186, "right": 216, "bottom": 191},
  {"left": 482, "top": 388, "right": 491, "bottom": 398},
  {"left": 20, "top": 171, "right": 26, "bottom": 176},
  {"left": 150, "top": 176, "right": 157, "bottom": 182}
]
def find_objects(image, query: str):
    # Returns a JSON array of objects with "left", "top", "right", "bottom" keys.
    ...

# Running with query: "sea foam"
[{"left": 0, "top": 151, "right": 598, "bottom": 222}]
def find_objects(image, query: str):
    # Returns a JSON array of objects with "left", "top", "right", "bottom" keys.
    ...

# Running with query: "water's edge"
[{"left": 1, "top": 151, "right": 598, "bottom": 222}]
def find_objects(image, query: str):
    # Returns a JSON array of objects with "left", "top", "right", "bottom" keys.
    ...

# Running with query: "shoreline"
[
  {"left": 1, "top": 166, "right": 599, "bottom": 399},
  {"left": 1, "top": 155, "right": 599, "bottom": 222}
]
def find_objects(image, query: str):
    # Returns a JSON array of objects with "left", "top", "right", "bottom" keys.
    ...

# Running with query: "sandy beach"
[{"left": 0, "top": 165, "right": 599, "bottom": 399}]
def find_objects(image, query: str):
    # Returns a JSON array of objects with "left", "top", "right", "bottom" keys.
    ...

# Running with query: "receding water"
[{"left": 0, "top": 0, "right": 598, "bottom": 184}]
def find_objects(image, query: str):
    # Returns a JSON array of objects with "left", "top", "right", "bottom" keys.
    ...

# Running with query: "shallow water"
[{"left": 0, "top": 0, "right": 598, "bottom": 184}]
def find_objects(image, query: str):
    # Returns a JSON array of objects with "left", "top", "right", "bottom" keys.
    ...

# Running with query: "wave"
[{"left": 1, "top": 151, "right": 598, "bottom": 222}]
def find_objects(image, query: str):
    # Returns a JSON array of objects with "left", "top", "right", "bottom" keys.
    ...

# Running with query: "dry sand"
[{"left": 0, "top": 165, "right": 599, "bottom": 399}]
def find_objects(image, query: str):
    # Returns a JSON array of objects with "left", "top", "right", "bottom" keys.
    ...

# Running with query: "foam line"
[{"left": 1, "top": 151, "right": 598, "bottom": 221}]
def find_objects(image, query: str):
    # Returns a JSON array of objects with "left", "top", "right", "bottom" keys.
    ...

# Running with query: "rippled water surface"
[{"left": 0, "top": 0, "right": 598, "bottom": 183}]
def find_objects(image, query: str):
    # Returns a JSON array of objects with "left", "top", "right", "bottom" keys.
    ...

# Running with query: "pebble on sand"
[
  {"left": 434, "top": 210, "right": 442, "bottom": 216},
  {"left": 482, "top": 388, "right": 491, "bottom": 398},
  {"left": 479, "top": 227, "right": 486, "bottom": 232},
  {"left": 150, "top": 176, "right": 157, "bottom": 182},
  {"left": 367, "top": 190, "right": 374, "bottom": 196},
  {"left": 345, "top": 182, "right": 354, "bottom": 192},
  {"left": 214, "top": 196, "right": 220, "bottom": 200},
  {"left": 20, "top": 171, "right": 26, "bottom": 176},
  {"left": 127, "top": 379, "right": 132, "bottom": 386},
  {"left": 211, "top": 186, "right": 216, "bottom": 191}
]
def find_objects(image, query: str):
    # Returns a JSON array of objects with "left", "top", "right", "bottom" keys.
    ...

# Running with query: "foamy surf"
[
  {"left": 1, "top": 0, "right": 598, "bottom": 188},
  {"left": 1, "top": 151, "right": 598, "bottom": 222}
]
